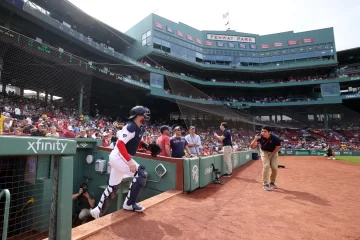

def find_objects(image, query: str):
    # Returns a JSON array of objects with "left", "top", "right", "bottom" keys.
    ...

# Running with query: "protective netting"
[
  {"left": 0, "top": 26, "right": 92, "bottom": 117},
  {"left": 165, "top": 75, "right": 360, "bottom": 131},
  {"left": 166, "top": 75, "right": 294, "bottom": 130},
  {"left": 0, "top": 156, "right": 55, "bottom": 240},
  {"left": 251, "top": 104, "right": 360, "bottom": 130}
]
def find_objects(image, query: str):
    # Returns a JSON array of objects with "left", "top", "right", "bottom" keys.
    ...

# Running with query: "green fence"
[
  {"left": 183, "top": 150, "right": 256, "bottom": 192},
  {"left": 280, "top": 149, "right": 360, "bottom": 156}
]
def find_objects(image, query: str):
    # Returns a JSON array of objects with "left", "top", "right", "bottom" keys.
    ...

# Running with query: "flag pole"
[{"left": 228, "top": 10, "right": 230, "bottom": 30}]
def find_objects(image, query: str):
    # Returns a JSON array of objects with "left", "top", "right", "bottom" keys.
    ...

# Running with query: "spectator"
[
  {"left": 185, "top": 126, "right": 202, "bottom": 155},
  {"left": 77, "top": 129, "right": 87, "bottom": 138},
  {"left": 31, "top": 123, "right": 46, "bottom": 136},
  {"left": 21, "top": 119, "right": 33, "bottom": 134},
  {"left": 0, "top": 107, "right": 12, "bottom": 134},
  {"left": 157, "top": 125, "right": 171, "bottom": 157},
  {"left": 101, "top": 132, "right": 111, "bottom": 147},
  {"left": 170, "top": 125, "right": 193, "bottom": 158},
  {"left": 47, "top": 126, "right": 59, "bottom": 137},
  {"left": 63, "top": 126, "right": 76, "bottom": 138}
]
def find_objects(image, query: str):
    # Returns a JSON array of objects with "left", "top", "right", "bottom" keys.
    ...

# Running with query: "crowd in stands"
[
  {"left": 213, "top": 96, "right": 315, "bottom": 103},
  {"left": 164, "top": 89, "right": 317, "bottom": 103},
  {"left": 1, "top": 91, "right": 359, "bottom": 156},
  {"left": 139, "top": 60, "right": 360, "bottom": 86}
]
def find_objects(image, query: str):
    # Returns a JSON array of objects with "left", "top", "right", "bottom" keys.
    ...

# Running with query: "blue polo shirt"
[
  {"left": 257, "top": 133, "right": 281, "bottom": 152},
  {"left": 222, "top": 129, "right": 232, "bottom": 146},
  {"left": 170, "top": 136, "right": 188, "bottom": 158}
]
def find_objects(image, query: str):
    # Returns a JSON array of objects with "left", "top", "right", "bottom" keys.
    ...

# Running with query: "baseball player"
[
  {"left": 325, "top": 146, "right": 336, "bottom": 160},
  {"left": 90, "top": 106, "right": 161, "bottom": 219}
]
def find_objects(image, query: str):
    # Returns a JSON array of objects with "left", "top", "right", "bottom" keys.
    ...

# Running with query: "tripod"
[{"left": 212, "top": 163, "right": 222, "bottom": 185}]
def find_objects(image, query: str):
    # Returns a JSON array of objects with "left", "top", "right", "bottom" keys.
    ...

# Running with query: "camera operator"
[{"left": 72, "top": 183, "right": 95, "bottom": 224}]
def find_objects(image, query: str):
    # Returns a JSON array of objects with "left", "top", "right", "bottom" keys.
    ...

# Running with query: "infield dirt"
[{"left": 82, "top": 156, "right": 360, "bottom": 240}]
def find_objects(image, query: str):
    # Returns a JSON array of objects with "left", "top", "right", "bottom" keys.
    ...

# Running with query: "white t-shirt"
[{"left": 14, "top": 108, "right": 21, "bottom": 115}]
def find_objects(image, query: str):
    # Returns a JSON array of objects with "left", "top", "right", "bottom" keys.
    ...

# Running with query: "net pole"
[
  {"left": 48, "top": 156, "right": 59, "bottom": 240},
  {"left": 0, "top": 189, "right": 11, "bottom": 240}
]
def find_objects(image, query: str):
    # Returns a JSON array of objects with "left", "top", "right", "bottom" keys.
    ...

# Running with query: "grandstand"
[
  {"left": 0, "top": 0, "right": 360, "bottom": 130},
  {"left": 0, "top": 0, "right": 358, "bottom": 132},
  {"left": 0, "top": 0, "right": 360, "bottom": 239}
]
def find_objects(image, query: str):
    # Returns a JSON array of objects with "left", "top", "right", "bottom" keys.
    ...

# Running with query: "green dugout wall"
[
  {"left": 0, "top": 135, "right": 257, "bottom": 240},
  {"left": 183, "top": 150, "right": 255, "bottom": 192},
  {"left": 0, "top": 136, "right": 77, "bottom": 240}
]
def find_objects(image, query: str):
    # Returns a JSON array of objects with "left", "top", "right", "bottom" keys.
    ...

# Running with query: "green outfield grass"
[{"left": 335, "top": 156, "right": 360, "bottom": 164}]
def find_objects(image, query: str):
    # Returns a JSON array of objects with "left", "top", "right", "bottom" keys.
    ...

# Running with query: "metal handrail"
[{"left": 0, "top": 189, "right": 10, "bottom": 240}]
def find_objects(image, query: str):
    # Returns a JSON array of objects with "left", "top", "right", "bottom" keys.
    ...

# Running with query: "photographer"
[
  {"left": 72, "top": 183, "right": 95, "bottom": 224},
  {"left": 250, "top": 126, "right": 281, "bottom": 191}
]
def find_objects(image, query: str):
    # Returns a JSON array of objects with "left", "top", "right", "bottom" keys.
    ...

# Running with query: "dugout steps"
[{"left": 67, "top": 190, "right": 182, "bottom": 240}]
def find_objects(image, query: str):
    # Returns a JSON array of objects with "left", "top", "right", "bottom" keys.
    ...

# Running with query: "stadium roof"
[
  {"left": 336, "top": 46, "right": 360, "bottom": 65},
  {"left": 29, "top": 0, "right": 136, "bottom": 50}
]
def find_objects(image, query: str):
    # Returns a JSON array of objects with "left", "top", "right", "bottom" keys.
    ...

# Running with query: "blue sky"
[{"left": 69, "top": 0, "right": 359, "bottom": 51}]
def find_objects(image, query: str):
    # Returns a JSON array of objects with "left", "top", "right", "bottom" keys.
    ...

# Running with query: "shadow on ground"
[
  {"left": 275, "top": 188, "right": 331, "bottom": 206},
  {"left": 109, "top": 214, "right": 183, "bottom": 240}
]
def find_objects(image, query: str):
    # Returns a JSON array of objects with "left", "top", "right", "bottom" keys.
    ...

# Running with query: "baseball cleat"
[
  {"left": 270, "top": 182, "right": 278, "bottom": 189},
  {"left": 90, "top": 207, "right": 101, "bottom": 219},
  {"left": 123, "top": 202, "right": 145, "bottom": 212}
]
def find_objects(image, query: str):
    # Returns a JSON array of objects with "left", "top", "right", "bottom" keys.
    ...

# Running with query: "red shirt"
[
  {"left": 157, "top": 135, "right": 170, "bottom": 157},
  {"left": 63, "top": 131, "right": 76, "bottom": 138}
]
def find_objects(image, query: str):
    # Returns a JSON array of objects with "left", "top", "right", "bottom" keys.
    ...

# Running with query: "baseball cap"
[
  {"left": 173, "top": 126, "right": 181, "bottom": 131},
  {"left": 190, "top": 126, "right": 195, "bottom": 130},
  {"left": 160, "top": 125, "right": 170, "bottom": 133}
]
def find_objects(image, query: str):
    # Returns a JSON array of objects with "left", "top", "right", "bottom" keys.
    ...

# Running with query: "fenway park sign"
[{"left": 207, "top": 34, "right": 256, "bottom": 43}]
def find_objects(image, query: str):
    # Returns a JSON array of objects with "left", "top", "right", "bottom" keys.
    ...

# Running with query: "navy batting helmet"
[{"left": 128, "top": 106, "right": 150, "bottom": 121}]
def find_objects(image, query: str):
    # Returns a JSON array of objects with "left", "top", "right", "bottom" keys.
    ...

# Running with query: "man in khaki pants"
[
  {"left": 214, "top": 122, "right": 232, "bottom": 177},
  {"left": 250, "top": 126, "right": 281, "bottom": 191}
]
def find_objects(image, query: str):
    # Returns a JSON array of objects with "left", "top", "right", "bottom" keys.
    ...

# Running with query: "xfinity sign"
[{"left": 27, "top": 139, "right": 68, "bottom": 154}]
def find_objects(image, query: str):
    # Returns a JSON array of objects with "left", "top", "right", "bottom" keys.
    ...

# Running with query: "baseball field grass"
[{"left": 335, "top": 156, "right": 360, "bottom": 164}]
